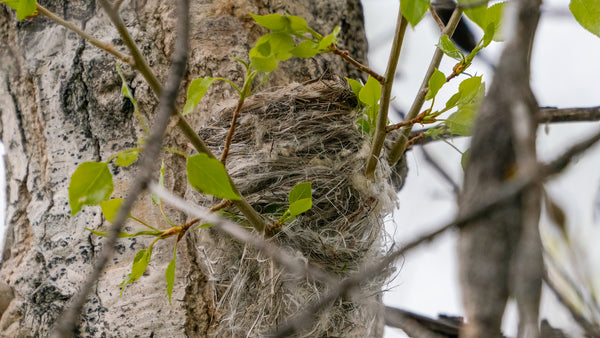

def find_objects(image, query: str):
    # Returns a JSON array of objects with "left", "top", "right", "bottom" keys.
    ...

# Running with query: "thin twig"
[
  {"left": 543, "top": 272, "right": 600, "bottom": 336},
  {"left": 51, "top": 0, "right": 190, "bottom": 336},
  {"left": 221, "top": 95, "right": 246, "bottom": 164},
  {"left": 331, "top": 46, "right": 384, "bottom": 83},
  {"left": 151, "top": 184, "right": 338, "bottom": 285},
  {"left": 388, "top": 7, "right": 463, "bottom": 166},
  {"left": 98, "top": 0, "right": 161, "bottom": 94},
  {"left": 364, "top": 12, "right": 408, "bottom": 178},
  {"left": 36, "top": 4, "right": 132, "bottom": 65},
  {"left": 430, "top": 6, "right": 446, "bottom": 31},
  {"left": 272, "top": 127, "right": 600, "bottom": 336},
  {"left": 405, "top": 106, "right": 600, "bottom": 147},
  {"left": 96, "top": 0, "right": 266, "bottom": 233}
]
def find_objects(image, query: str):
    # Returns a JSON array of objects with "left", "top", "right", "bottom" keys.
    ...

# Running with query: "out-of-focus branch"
[
  {"left": 384, "top": 306, "right": 461, "bottom": 338},
  {"left": 51, "top": 0, "right": 191, "bottom": 336},
  {"left": 407, "top": 106, "right": 600, "bottom": 148},
  {"left": 272, "top": 127, "right": 600, "bottom": 336},
  {"left": 150, "top": 184, "right": 338, "bottom": 285}
]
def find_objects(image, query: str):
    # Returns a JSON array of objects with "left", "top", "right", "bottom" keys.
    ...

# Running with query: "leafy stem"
[
  {"left": 364, "top": 11, "right": 408, "bottom": 179},
  {"left": 387, "top": 6, "right": 463, "bottom": 166},
  {"left": 130, "top": 215, "right": 160, "bottom": 231}
]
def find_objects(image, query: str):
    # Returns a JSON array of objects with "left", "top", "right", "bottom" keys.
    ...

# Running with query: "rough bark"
[{"left": 0, "top": 0, "right": 381, "bottom": 337}]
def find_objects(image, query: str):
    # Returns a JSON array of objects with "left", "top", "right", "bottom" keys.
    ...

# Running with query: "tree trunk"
[{"left": 0, "top": 0, "right": 394, "bottom": 337}]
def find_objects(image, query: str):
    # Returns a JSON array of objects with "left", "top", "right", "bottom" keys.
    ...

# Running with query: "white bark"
[{"left": 0, "top": 0, "right": 382, "bottom": 337}]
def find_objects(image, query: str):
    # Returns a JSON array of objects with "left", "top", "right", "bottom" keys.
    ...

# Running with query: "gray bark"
[{"left": 0, "top": 0, "right": 383, "bottom": 337}]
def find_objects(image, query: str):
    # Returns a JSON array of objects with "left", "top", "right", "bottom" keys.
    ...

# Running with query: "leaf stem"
[
  {"left": 130, "top": 215, "right": 160, "bottom": 231},
  {"left": 331, "top": 45, "right": 384, "bottom": 83},
  {"left": 387, "top": 7, "right": 463, "bottom": 166},
  {"left": 364, "top": 11, "right": 408, "bottom": 179},
  {"left": 96, "top": 0, "right": 267, "bottom": 233},
  {"left": 36, "top": 4, "right": 132, "bottom": 65},
  {"left": 162, "top": 147, "right": 188, "bottom": 158}
]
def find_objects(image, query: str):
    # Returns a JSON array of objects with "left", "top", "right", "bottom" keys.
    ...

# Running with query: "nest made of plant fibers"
[{"left": 191, "top": 79, "right": 398, "bottom": 337}]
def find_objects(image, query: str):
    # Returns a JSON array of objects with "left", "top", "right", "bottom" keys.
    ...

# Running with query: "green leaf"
[
  {"left": 356, "top": 118, "right": 371, "bottom": 133},
  {"left": 100, "top": 198, "right": 125, "bottom": 223},
  {"left": 462, "top": 1, "right": 505, "bottom": 41},
  {"left": 115, "top": 149, "right": 139, "bottom": 167},
  {"left": 250, "top": 13, "right": 289, "bottom": 31},
  {"left": 358, "top": 76, "right": 381, "bottom": 107},
  {"left": 186, "top": 154, "right": 240, "bottom": 200},
  {"left": 69, "top": 162, "right": 114, "bottom": 216},
  {"left": 445, "top": 92, "right": 461, "bottom": 110},
  {"left": 317, "top": 26, "right": 340, "bottom": 51},
  {"left": 152, "top": 161, "right": 166, "bottom": 205},
  {"left": 424, "top": 125, "right": 446, "bottom": 138},
  {"left": 401, "top": 0, "right": 430, "bottom": 27},
  {"left": 291, "top": 40, "right": 319, "bottom": 58},
  {"left": 6, "top": 0, "right": 37, "bottom": 21},
  {"left": 166, "top": 244, "right": 177, "bottom": 305},
  {"left": 445, "top": 105, "right": 476, "bottom": 136},
  {"left": 346, "top": 78, "right": 363, "bottom": 98},
  {"left": 119, "top": 246, "right": 153, "bottom": 296},
  {"left": 437, "top": 35, "right": 464, "bottom": 61},
  {"left": 570, "top": 0, "right": 600, "bottom": 37},
  {"left": 457, "top": 76, "right": 482, "bottom": 105},
  {"left": 288, "top": 182, "right": 312, "bottom": 218},
  {"left": 287, "top": 15, "right": 310, "bottom": 35},
  {"left": 249, "top": 54, "right": 278, "bottom": 73},
  {"left": 183, "top": 76, "right": 217, "bottom": 116},
  {"left": 425, "top": 68, "right": 446, "bottom": 101},
  {"left": 194, "top": 223, "right": 213, "bottom": 230}
]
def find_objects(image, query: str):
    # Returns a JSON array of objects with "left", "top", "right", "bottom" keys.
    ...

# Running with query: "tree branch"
[
  {"left": 51, "top": 0, "right": 190, "bottom": 336},
  {"left": 36, "top": 3, "right": 132, "bottom": 65},
  {"left": 365, "top": 10, "right": 408, "bottom": 178},
  {"left": 388, "top": 7, "right": 463, "bottom": 166},
  {"left": 407, "top": 106, "right": 600, "bottom": 148}
]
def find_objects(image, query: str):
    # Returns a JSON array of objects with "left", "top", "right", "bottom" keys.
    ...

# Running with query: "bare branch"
[
  {"left": 331, "top": 46, "right": 384, "bottom": 83},
  {"left": 384, "top": 306, "right": 461, "bottom": 337},
  {"left": 421, "top": 147, "right": 460, "bottom": 195},
  {"left": 407, "top": 106, "right": 600, "bottom": 148},
  {"left": 51, "top": 0, "right": 191, "bottom": 336}
]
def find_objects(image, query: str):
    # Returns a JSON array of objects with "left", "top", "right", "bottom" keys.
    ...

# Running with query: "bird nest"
[{"left": 191, "top": 79, "right": 398, "bottom": 337}]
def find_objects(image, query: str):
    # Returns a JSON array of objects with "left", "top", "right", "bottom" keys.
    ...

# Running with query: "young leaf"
[
  {"left": 250, "top": 13, "right": 289, "bottom": 31},
  {"left": 462, "top": 1, "right": 505, "bottom": 41},
  {"left": 570, "top": 0, "right": 600, "bottom": 37},
  {"left": 401, "top": 0, "right": 431, "bottom": 27},
  {"left": 165, "top": 244, "right": 177, "bottom": 305},
  {"left": 358, "top": 76, "right": 382, "bottom": 107},
  {"left": 69, "top": 162, "right": 114, "bottom": 216},
  {"left": 317, "top": 26, "right": 341, "bottom": 51},
  {"left": 346, "top": 78, "right": 364, "bottom": 98},
  {"left": 461, "top": 149, "right": 470, "bottom": 170},
  {"left": 152, "top": 161, "right": 166, "bottom": 205},
  {"left": 291, "top": 40, "right": 319, "bottom": 58},
  {"left": 183, "top": 76, "right": 217, "bottom": 116},
  {"left": 457, "top": 76, "right": 483, "bottom": 105},
  {"left": 425, "top": 68, "right": 446, "bottom": 101},
  {"left": 288, "top": 182, "right": 312, "bottom": 218},
  {"left": 119, "top": 246, "right": 153, "bottom": 296},
  {"left": 115, "top": 149, "right": 139, "bottom": 167},
  {"left": 186, "top": 154, "right": 240, "bottom": 200},
  {"left": 100, "top": 198, "right": 125, "bottom": 223},
  {"left": 6, "top": 0, "right": 37, "bottom": 21},
  {"left": 437, "top": 35, "right": 465, "bottom": 61},
  {"left": 445, "top": 104, "right": 477, "bottom": 136}
]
